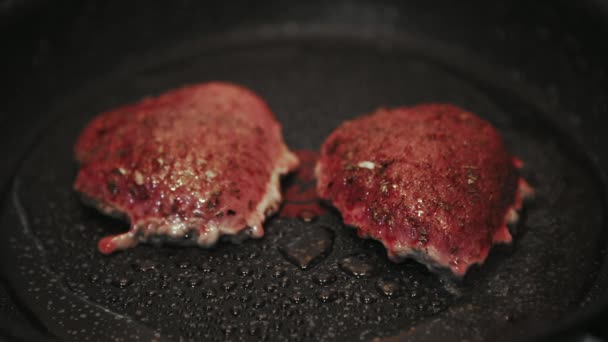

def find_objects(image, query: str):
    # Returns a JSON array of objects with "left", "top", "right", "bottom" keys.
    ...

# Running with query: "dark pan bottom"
[{"left": 1, "top": 33, "right": 605, "bottom": 342}]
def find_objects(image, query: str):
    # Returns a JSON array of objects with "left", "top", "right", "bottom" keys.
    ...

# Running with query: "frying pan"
[{"left": 1, "top": 0, "right": 608, "bottom": 341}]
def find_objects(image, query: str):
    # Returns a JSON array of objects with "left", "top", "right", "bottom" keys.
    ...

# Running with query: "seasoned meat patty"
[
  {"left": 316, "top": 104, "right": 532, "bottom": 276},
  {"left": 74, "top": 82, "right": 299, "bottom": 254}
]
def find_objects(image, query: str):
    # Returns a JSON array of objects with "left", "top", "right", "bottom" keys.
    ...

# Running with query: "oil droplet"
[
  {"left": 290, "top": 292, "right": 307, "bottom": 304},
  {"left": 264, "top": 284, "right": 278, "bottom": 293},
  {"left": 338, "top": 253, "right": 376, "bottom": 278},
  {"left": 375, "top": 278, "right": 401, "bottom": 298},
  {"left": 237, "top": 267, "right": 253, "bottom": 277},
  {"left": 230, "top": 305, "right": 241, "bottom": 316},
  {"left": 111, "top": 277, "right": 132, "bottom": 288},
  {"left": 278, "top": 225, "right": 334, "bottom": 270},
  {"left": 177, "top": 261, "right": 190, "bottom": 269},
  {"left": 222, "top": 281, "right": 236, "bottom": 292},
  {"left": 132, "top": 260, "right": 158, "bottom": 272},
  {"left": 361, "top": 293, "right": 378, "bottom": 304},
  {"left": 316, "top": 288, "right": 337, "bottom": 303},
  {"left": 272, "top": 268, "right": 285, "bottom": 278},
  {"left": 199, "top": 263, "right": 214, "bottom": 273},
  {"left": 204, "top": 288, "right": 216, "bottom": 298},
  {"left": 312, "top": 272, "right": 336, "bottom": 286},
  {"left": 189, "top": 278, "right": 201, "bottom": 288}
]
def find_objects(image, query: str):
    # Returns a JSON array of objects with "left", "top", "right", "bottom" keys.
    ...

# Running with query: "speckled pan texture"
[{"left": 1, "top": 20, "right": 607, "bottom": 342}]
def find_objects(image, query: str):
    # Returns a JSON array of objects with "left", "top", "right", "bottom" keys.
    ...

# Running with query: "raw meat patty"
[
  {"left": 74, "top": 82, "right": 299, "bottom": 254},
  {"left": 316, "top": 104, "right": 532, "bottom": 276}
]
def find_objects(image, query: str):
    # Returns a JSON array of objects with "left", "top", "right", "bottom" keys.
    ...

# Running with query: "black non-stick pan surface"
[{"left": 1, "top": 1, "right": 608, "bottom": 341}]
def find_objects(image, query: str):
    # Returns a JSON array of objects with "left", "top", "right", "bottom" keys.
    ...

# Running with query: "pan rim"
[{"left": 1, "top": 30, "right": 607, "bottom": 342}]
